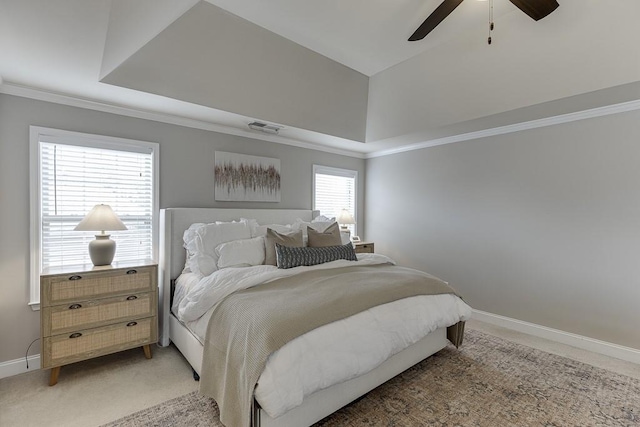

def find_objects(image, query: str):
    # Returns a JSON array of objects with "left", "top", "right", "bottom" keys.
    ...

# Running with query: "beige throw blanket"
[{"left": 200, "top": 264, "right": 466, "bottom": 427}]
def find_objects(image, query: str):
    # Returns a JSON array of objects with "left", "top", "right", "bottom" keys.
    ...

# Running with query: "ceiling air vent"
[{"left": 248, "top": 121, "right": 283, "bottom": 135}]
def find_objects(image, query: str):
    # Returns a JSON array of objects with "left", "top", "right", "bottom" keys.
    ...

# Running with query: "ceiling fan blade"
[
  {"left": 508, "top": 0, "right": 559, "bottom": 21},
  {"left": 408, "top": 0, "right": 464, "bottom": 41}
]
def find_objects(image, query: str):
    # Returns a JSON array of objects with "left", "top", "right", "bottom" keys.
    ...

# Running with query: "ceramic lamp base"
[{"left": 89, "top": 234, "right": 116, "bottom": 266}]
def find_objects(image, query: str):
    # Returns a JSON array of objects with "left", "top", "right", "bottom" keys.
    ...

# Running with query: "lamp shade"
[
  {"left": 74, "top": 205, "right": 127, "bottom": 266},
  {"left": 74, "top": 204, "right": 127, "bottom": 232},
  {"left": 337, "top": 209, "right": 355, "bottom": 225}
]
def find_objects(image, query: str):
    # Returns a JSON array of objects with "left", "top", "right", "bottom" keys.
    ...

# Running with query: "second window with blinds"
[{"left": 313, "top": 165, "right": 357, "bottom": 236}]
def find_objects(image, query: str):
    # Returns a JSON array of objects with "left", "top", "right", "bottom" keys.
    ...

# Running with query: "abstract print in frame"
[{"left": 214, "top": 151, "right": 281, "bottom": 202}]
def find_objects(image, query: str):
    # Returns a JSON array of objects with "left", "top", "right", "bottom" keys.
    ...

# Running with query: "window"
[
  {"left": 30, "top": 127, "right": 158, "bottom": 308},
  {"left": 313, "top": 165, "right": 357, "bottom": 235}
]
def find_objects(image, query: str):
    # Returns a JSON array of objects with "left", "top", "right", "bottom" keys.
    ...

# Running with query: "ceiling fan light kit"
[
  {"left": 488, "top": 0, "right": 494, "bottom": 45},
  {"left": 408, "top": 0, "right": 559, "bottom": 43}
]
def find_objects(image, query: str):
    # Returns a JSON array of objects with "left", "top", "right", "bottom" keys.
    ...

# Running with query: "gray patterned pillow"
[{"left": 275, "top": 242, "right": 357, "bottom": 269}]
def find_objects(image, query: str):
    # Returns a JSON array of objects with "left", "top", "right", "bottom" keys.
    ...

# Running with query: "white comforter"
[
  {"left": 175, "top": 254, "right": 399, "bottom": 322},
  {"left": 173, "top": 254, "right": 472, "bottom": 418}
]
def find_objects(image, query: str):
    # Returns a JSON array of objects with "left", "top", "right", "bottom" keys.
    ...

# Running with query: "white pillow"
[
  {"left": 182, "top": 223, "right": 206, "bottom": 273},
  {"left": 312, "top": 215, "right": 335, "bottom": 223},
  {"left": 252, "top": 223, "right": 292, "bottom": 237},
  {"left": 240, "top": 218, "right": 259, "bottom": 237},
  {"left": 183, "top": 223, "right": 206, "bottom": 250},
  {"left": 215, "top": 237, "right": 265, "bottom": 269},
  {"left": 191, "top": 221, "right": 251, "bottom": 276}
]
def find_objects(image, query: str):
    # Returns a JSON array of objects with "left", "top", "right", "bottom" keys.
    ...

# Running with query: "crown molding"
[
  {"left": 0, "top": 82, "right": 366, "bottom": 159},
  {"left": 366, "top": 99, "right": 640, "bottom": 159},
  {"left": 3, "top": 81, "right": 639, "bottom": 161}
]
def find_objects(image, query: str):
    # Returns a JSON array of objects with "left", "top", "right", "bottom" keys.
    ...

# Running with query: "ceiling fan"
[{"left": 408, "top": 0, "right": 559, "bottom": 42}]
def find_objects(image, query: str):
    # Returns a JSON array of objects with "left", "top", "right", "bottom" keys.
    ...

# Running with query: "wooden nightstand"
[
  {"left": 354, "top": 242, "right": 374, "bottom": 254},
  {"left": 40, "top": 260, "right": 158, "bottom": 386}
]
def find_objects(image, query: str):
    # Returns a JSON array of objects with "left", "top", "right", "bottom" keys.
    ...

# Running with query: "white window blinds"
[
  {"left": 39, "top": 141, "right": 154, "bottom": 269},
  {"left": 30, "top": 127, "right": 158, "bottom": 308},
  {"left": 313, "top": 165, "right": 357, "bottom": 235}
]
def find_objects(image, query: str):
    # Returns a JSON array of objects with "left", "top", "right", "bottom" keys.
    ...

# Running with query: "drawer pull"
[
  {"left": 126, "top": 269, "right": 138, "bottom": 275},
  {"left": 126, "top": 295, "right": 138, "bottom": 301},
  {"left": 69, "top": 275, "right": 82, "bottom": 281},
  {"left": 126, "top": 321, "right": 138, "bottom": 327},
  {"left": 68, "top": 304, "right": 82, "bottom": 310},
  {"left": 69, "top": 333, "right": 82, "bottom": 339}
]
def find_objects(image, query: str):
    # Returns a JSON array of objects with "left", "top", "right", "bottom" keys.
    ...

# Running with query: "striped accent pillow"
[{"left": 275, "top": 242, "right": 357, "bottom": 269}]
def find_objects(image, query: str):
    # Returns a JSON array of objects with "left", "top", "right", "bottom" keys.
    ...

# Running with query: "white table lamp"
[
  {"left": 337, "top": 209, "right": 356, "bottom": 232},
  {"left": 74, "top": 204, "right": 127, "bottom": 266}
]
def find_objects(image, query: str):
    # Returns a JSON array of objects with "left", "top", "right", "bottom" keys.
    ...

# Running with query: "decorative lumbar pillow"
[
  {"left": 275, "top": 242, "right": 357, "bottom": 269},
  {"left": 264, "top": 228, "right": 304, "bottom": 266},
  {"left": 307, "top": 222, "right": 341, "bottom": 247},
  {"left": 215, "top": 236, "right": 265, "bottom": 269}
]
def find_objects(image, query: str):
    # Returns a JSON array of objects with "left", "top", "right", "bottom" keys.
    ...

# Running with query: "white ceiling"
[
  {"left": 0, "top": 0, "right": 638, "bottom": 156},
  {"left": 203, "top": 0, "right": 518, "bottom": 76}
]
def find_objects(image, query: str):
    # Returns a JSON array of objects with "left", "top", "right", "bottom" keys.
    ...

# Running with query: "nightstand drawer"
[
  {"left": 42, "top": 266, "right": 154, "bottom": 306},
  {"left": 40, "top": 261, "right": 158, "bottom": 385},
  {"left": 354, "top": 242, "right": 374, "bottom": 254},
  {"left": 42, "top": 317, "right": 157, "bottom": 368},
  {"left": 42, "top": 292, "right": 157, "bottom": 336}
]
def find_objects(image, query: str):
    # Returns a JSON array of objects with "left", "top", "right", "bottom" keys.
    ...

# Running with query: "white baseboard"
[
  {"left": 0, "top": 355, "right": 41, "bottom": 379},
  {"left": 2, "top": 312, "right": 638, "bottom": 378},
  {"left": 472, "top": 309, "right": 640, "bottom": 365}
]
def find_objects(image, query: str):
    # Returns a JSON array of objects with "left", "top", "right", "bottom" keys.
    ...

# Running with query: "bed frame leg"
[{"left": 193, "top": 369, "right": 200, "bottom": 381}]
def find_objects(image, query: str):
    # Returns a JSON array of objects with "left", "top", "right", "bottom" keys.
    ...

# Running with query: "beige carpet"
[{"left": 102, "top": 329, "right": 640, "bottom": 427}]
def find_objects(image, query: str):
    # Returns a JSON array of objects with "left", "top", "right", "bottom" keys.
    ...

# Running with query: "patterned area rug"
[{"left": 102, "top": 330, "right": 639, "bottom": 427}]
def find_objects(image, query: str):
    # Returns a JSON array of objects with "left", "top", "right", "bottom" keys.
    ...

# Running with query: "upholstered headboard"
[{"left": 158, "top": 208, "right": 318, "bottom": 345}]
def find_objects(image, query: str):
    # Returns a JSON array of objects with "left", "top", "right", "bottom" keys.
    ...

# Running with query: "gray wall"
[
  {"left": 366, "top": 109, "right": 640, "bottom": 350},
  {"left": 0, "top": 93, "right": 365, "bottom": 363}
]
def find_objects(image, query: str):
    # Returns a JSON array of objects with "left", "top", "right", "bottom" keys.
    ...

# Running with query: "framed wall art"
[{"left": 214, "top": 151, "right": 281, "bottom": 202}]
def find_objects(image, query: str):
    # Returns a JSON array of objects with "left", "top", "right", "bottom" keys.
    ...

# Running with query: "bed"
[{"left": 159, "top": 208, "right": 471, "bottom": 427}]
